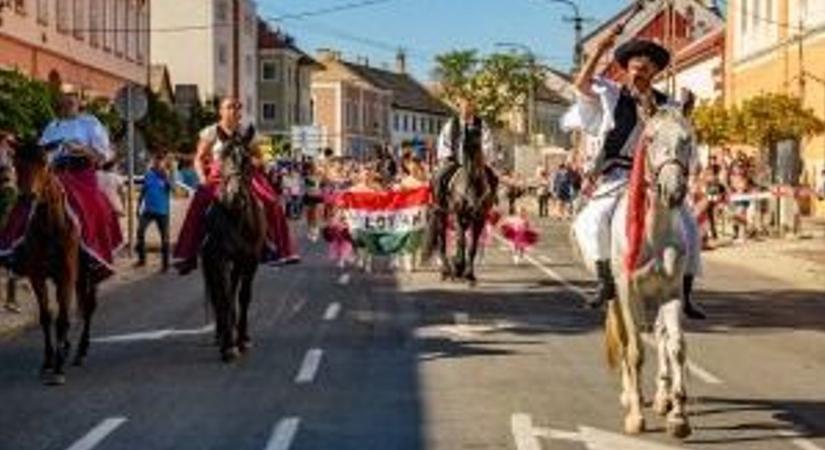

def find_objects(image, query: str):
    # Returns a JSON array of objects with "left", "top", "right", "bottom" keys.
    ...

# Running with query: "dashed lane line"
[
  {"left": 264, "top": 417, "right": 301, "bottom": 450},
  {"left": 294, "top": 348, "right": 324, "bottom": 384},
  {"left": 64, "top": 418, "right": 127, "bottom": 450},
  {"left": 511, "top": 413, "right": 543, "bottom": 450},
  {"left": 323, "top": 302, "right": 341, "bottom": 321}
]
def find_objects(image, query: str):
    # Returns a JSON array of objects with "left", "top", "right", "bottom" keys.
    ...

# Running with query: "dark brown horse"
[
  {"left": 11, "top": 142, "right": 98, "bottom": 385},
  {"left": 423, "top": 137, "right": 496, "bottom": 286},
  {"left": 201, "top": 126, "right": 266, "bottom": 362}
]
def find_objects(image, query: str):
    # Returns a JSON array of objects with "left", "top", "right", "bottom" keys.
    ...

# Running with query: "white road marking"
[
  {"left": 295, "top": 348, "right": 323, "bottom": 384},
  {"left": 65, "top": 417, "right": 127, "bottom": 450},
  {"left": 510, "top": 236, "right": 726, "bottom": 386},
  {"left": 337, "top": 273, "right": 351, "bottom": 285},
  {"left": 511, "top": 413, "right": 543, "bottom": 450},
  {"left": 777, "top": 429, "right": 825, "bottom": 450},
  {"left": 540, "top": 424, "right": 686, "bottom": 449},
  {"left": 323, "top": 302, "right": 341, "bottom": 321},
  {"left": 264, "top": 417, "right": 301, "bottom": 450},
  {"left": 92, "top": 324, "right": 215, "bottom": 343}
]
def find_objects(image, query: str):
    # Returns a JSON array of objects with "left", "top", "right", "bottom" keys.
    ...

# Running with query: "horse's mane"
[{"left": 624, "top": 107, "right": 692, "bottom": 274}]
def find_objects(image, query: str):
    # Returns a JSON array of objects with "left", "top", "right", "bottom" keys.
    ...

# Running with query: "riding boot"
[
  {"left": 588, "top": 260, "right": 615, "bottom": 309},
  {"left": 682, "top": 274, "right": 707, "bottom": 320}
]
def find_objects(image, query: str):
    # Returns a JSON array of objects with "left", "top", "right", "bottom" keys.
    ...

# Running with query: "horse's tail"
[
  {"left": 604, "top": 297, "right": 626, "bottom": 370},
  {"left": 420, "top": 208, "right": 443, "bottom": 263}
]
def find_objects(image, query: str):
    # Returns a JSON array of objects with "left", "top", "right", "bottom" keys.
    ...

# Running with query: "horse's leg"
[
  {"left": 220, "top": 264, "right": 240, "bottom": 362},
  {"left": 73, "top": 269, "right": 97, "bottom": 367},
  {"left": 453, "top": 218, "right": 467, "bottom": 280},
  {"left": 464, "top": 217, "right": 485, "bottom": 284},
  {"left": 618, "top": 279, "right": 645, "bottom": 435},
  {"left": 437, "top": 212, "right": 451, "bottom": 280},
  {"left": 653, "top": 305, "right": 672, "bottom": 417},
  {"left": 237, "top": 266, "right": 256, "bottom": 353},
  {"left": 51, "top": 275, "right": 73, "bottom": 385},
  {"left": 662, "top": 297, "right": 691, "bottom": 438},
  {"left": 31, "top": 278, "right": 54, "bottom": 380}
]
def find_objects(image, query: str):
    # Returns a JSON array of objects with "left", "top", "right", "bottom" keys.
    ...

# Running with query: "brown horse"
[{"left": 11, "top": 142, "right": 98, "bottom": 385}]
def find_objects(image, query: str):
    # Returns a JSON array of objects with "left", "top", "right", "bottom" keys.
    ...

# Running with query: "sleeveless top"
[
  {"left": 600, "top": 87, "right": 668, "bottom": 175},
  {"left": 199, "top": 124, "right": 234, "bottom": 181},
  {"left": 450, "top": 116, "right": 483, "bottom": 164}
]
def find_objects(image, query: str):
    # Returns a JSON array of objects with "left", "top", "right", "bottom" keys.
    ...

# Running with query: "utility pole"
[
  {"left": 798, "top": 17, "right": 806, "bottom": 100},
  {"left": 232, "top": 0, "right": 241, "bottom": 98},
  {"left": 545, "top": 0, "right": 593, "bottom": 72}
]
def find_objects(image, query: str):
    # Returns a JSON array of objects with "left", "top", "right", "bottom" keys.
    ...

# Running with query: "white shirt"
[
  {"left": 39, "top": 114, "right": 112, "bottom": 161},
  {"left": 436, "top": 117, "right": 494, "bottom": 163}
]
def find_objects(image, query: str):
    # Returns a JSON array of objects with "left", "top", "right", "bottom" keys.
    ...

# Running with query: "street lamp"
[
  {"left": 495, "top": 42, "right": 536, "bottom": 144},
  {"left": 539, "top": 0, "right": 592, "bottom": 71}
]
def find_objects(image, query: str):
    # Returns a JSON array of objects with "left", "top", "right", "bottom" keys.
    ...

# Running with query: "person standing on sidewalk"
[
  {"left": 0, "top": 132, "right": 20, "bottom": 313},
  {"left": 136, "top": 152, "right": 171, "bottom": 272}
]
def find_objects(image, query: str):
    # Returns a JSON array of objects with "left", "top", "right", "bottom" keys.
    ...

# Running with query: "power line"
[{"left": 269, "top": 0, "right": 402, "bottom": 22}]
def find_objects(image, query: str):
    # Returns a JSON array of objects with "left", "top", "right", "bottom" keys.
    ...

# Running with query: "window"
[
  {"left": 752, "top": 0, "right": 760, "bottom": 29},
  {"left": 247, "top": 96, "right": 252, "bottom": 115},
  {"left": 246, "top": 54, "right": 253, "bottom": 78},
  {"left": 89, "top": 0, "right": 101, "bottom": 47},
  {"left": 218, "top": 43, "right": 228, "bottom": 65},
  {"left": 37, "top": 0, "right": 48, "bottom": 24},
  {"left": 103, "top": 0, "right": 113, "bottom": 51},
  {"left": 74, "top": 0, "right": 85, "bottom": 40},
  {"left": 411, "top": 115, "right": 417, "bottom": 132},
  {"left": 261, "top": 61, "right": 279, "bottom": 81},
  {"left": 262, "top": 102, "right": 277, "bottom": 122},
  {"left": 126, "top": 0, "right": 137, "bottom": 60},
  {"left": 114, "top": 0, "right": 124, "bottom": 55},
  {"left": 402, "top": 115, "right": 408, "bottom": 132},
  {"left": 244, "top": 13, "right": 253, "bottom": 35},
  {"left": 136, "top": 8, "right": 147, "bottom": 62},
  {"left": 765, "top": 0, "right": 773, "bottom": 21},
  {"left": 14, "top": 0, "right": 26, "bottom": 15},
  {"left": 216, "top": 0, "right": 228, "bottom": 22},
  {"left": 741, "top": 0, "right": 748, "bottom": 34},
  {"left": 393, "top": 113, "right": 399, "bottom": 131}
]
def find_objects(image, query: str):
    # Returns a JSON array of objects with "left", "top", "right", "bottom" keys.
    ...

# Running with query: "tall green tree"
[
  {"left": 736, "top": 93, "right": 825, "bottom": 150},
  {"left": 691, "top": 100, "right": 731, "bottom": 146},
  {"left": 0, "top": 69, "right": 55, "bottom": 143},
  {"left": 432, "top": 50, "right": 479, "bottom": 106}
]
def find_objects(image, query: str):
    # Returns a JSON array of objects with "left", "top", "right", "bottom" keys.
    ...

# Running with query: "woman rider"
[{"left": 173, "top": 97, "right": 298, "bottom": 274}]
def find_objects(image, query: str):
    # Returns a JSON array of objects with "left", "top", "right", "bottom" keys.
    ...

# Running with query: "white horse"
[{"left": 604, "top": 107, "right": 696, "bottom": 438}]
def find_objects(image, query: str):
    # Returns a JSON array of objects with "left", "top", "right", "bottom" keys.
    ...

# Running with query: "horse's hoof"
[
  {"left": 221, "top": 347, "right": 240, "bottom": 363},
  {"left": 239, "top": 339, "right": 253, "bottom": 353},
  {"left": 653, "top": 395, "right": 672, "bottom": 417},
  {"left": 666, "top": 417, "right": 692, "bottom": 439},
  {"left": 624, "top": 415, "right": 645, "bottom": 435},
  {"left": 44, "top": 373, "right": 66, "bottom": 386},
  {"left": 465, "top": 275, "right": 477, "bottom": 286}
]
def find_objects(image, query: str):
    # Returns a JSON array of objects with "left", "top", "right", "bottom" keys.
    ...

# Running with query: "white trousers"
[{"left": 572, "top": 180, "right": 701, "bottom": 277}]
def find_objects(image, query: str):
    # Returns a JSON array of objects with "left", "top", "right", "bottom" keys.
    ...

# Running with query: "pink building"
[{"left": 0, "top": 0, "right": 149, "bottom": 97}]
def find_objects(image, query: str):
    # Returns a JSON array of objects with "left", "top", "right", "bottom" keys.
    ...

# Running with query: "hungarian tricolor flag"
[{"left": 335, "top": 187, "right": 430, "bottom": 255}]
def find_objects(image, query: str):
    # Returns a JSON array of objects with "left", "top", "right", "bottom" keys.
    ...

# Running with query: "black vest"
[
  {"left": 450, "top": 116, "right": 483, "bottom": 163},
  {"left": 601, "top": 88, "right": 668, "bottom": 173}
]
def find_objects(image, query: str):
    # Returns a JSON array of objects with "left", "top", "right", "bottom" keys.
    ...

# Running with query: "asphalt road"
[{"left": 0, "top": 218, "right": 823, "bottom": 450}]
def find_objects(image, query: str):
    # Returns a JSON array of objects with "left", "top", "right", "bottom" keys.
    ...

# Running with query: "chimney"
[
  {"left": 317, "top": 48, "right": 341, "bottom": 63},
  {"left": 395, "top": 48, "right": 407, "bottom": 74}
]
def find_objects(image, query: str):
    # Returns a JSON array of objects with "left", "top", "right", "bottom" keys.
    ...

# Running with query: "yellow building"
[{"left": 725, "top": 0, "right": 825, "bottom": 216}]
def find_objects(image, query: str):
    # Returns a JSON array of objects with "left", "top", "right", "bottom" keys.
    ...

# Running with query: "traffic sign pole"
[{"left": 126, "top": 87, "right": 135, "bottom": 257}]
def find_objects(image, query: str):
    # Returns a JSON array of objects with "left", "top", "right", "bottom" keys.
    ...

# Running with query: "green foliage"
[
  {"left": 691, "top": 93, "right": 825, "bottom": 152},
  {"left": 0, "top": 69, "right": 56, "bottom": 144},
  {"left": 433, "top": 49, "right": 545, "bottom": 128},
  {"left": 141, "top": 90, "right": 184, "bottom": 154},
  {"left": 691, "top": 100, "right": 730, "bottom": 146}
]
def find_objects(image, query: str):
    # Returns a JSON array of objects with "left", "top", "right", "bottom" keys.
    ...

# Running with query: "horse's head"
[
  {"left": 643, "top": 107, "right": 695, "bottom": 209},
  {"left": 10, "top": 139, "right": 50, "bottom": 198},
  {"left": 216, "top": 125, "right": 256, "bottom": 208}
]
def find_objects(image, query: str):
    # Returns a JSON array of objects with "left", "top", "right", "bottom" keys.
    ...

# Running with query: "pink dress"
[
  {"left": 500, "top": 216, "right": 539, "bottom": 252},
  {"left": 322, "top": 219, "right": 354, "bottom": 264}
]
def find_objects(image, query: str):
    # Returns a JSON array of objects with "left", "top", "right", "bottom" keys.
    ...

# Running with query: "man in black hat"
[{"left": 562, "top": 25, "right": 706, "bottom": 319}]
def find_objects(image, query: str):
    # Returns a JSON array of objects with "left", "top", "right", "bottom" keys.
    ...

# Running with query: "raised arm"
[{"left": 574, "top": 24, "right": 623, "bottom": 98}]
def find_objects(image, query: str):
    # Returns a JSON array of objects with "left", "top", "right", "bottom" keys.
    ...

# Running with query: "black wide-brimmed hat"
[{"left": 615, "top": 39, "right": 671, "bottom": 70}]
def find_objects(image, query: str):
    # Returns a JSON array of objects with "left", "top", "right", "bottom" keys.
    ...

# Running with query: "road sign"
[
  {"left": 114, "top": 83, "right": 148, "bottom": 122},
  {"left": 290, "top": 126, "right": 323, "bottom": 158}
]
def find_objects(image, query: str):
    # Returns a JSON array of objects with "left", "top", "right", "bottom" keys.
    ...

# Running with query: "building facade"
[
  {"left": 0, "top": 0, "right": 149, "bottom": 97},
  {"left": 311, "top": 50, "right": 450, "bottom": 159},
  {"left": 151, "top": 0, "right": 257, "bottom": 125},
  {"left": 257, "top": 21, "right": 319, "bottom": 138},
  {"left": 725, "top": 0, "right": 825, "bottom": 215}
]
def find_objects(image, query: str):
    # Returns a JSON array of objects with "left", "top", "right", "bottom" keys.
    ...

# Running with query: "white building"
[{"left": 151, "top": 0, "right": 258, "bottom": 125}]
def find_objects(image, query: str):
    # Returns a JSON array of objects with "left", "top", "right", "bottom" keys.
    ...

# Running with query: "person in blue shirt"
[{"left": 136, "top": 152, "right": 172, "bottom": 271}]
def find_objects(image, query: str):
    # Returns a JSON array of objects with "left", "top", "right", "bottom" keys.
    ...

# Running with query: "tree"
[
  {"left": 141, "top": 91, "right": 184, "bottom": 154},
  {"left": 432, "top": 49, "right": 545, "bottom": 128},
  {"left": 736, "top": 93, "right": 825, "bottom": 150},
  {"left": 0, "top": 69, "right": 56, "bottom": 143},
  {"left": 691, "top": 99, "right": 731, "bottom": 147}
]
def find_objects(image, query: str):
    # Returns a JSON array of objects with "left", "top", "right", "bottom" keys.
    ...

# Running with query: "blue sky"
[{"left": 259, "top": 0, "right": 629, "bottom": 81}]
